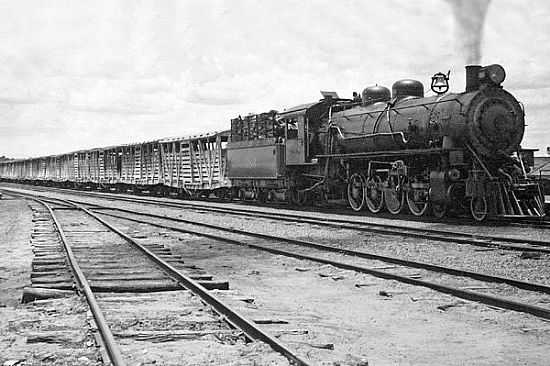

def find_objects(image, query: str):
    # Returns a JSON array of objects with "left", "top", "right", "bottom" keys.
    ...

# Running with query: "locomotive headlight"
[{"left": 479, "top": 64, "right": 506, "bottom": 86}]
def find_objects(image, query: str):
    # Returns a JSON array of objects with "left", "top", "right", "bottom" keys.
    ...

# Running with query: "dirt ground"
[{"left": 0, "top": 196, "right": 102, "bottom": 366}]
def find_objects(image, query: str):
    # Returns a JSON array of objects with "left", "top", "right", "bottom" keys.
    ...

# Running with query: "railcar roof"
[
  {"left": 279, "top": 98, "right": 353, "bottom": 117},
  {"left": 158, "top": 130, "right": 229, "bottom": 143},
  {"left": 1, "top": 130, "right": 230, "bottom": 162},
  {"left": 278, "top": 102, "right": 319, "bottom": 115}
]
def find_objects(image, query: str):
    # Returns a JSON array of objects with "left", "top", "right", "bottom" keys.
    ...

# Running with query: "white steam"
[{"left": 445, "top": 0, "right": 492, "bottom": 64}]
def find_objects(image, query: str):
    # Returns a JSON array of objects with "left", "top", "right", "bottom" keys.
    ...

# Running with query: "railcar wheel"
[
  {"left": 347, "top": 173, "right": 366, "bottom": 211},
  {"left": 470, "top": 197, "right": 488, "bottom": 222},
  {"left": 365, "top": 176, "right": 384, "bottom": 213},
  {"left": 432, "top": 202, "right": 447, "bottom": 219},
  {"left": 385, "top": 177, "right": 404, "bottom": 214},
  {"left": 406, "top": 188, "right": 429, "bottom": 216}
]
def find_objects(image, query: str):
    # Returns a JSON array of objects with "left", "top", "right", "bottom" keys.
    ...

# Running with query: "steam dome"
[
  {"left": 362, "top": 85, "right": 391, "bottom": 106},
  {"left": 392, "top": 79, "right": 424, "bottom": 99}
]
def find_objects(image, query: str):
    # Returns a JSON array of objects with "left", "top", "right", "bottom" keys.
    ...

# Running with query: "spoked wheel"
[
  {"left": 365, "top": 175, "right": 384, "bottom": 213},
  {"left": 432, "top": 202, "right": 447, "bottom": 219},
  {"left": 347, "top": 173, "right": 366, "bottom": 211},
  {"left": 385, "top": 176, "right": 405, "bottom": 214},
  {"left": 406, "top": 188, "right": 430, "bottom": 216},
  {"left": 470, "top": 196, "right": 488, "bottom": 222}
]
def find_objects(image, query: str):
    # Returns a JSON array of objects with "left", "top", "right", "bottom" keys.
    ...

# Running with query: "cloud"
[
  {"left": 65, "top": 105, "right": 163, "bottom": 115},
  {"left": 0, "top": 0, "right": 549, "bottom": 158},
  {"left": 0, "top": 97, "right": 41, "bottom": 105}
]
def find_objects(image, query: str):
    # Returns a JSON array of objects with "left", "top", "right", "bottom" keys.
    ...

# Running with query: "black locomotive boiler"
[{"left": 227, "top": 64, "right": 544, "bottom": 221}]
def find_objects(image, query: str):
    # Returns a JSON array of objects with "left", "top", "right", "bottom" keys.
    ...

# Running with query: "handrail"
[
  {"left": 465, "top": 144, "right": 493, "bottom": 179},
  {"left": 342, "top": 131, "right": 409, "bottom": 144}
]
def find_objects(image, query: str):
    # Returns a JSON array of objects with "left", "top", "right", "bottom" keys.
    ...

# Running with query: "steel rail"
[
  {"left": 31, "top": 198, "right": 126, "bottom": 366},
  {"left": 88, "top": 208, "right": 550, "bottom": 320},
  {"left": 4, "top": 184, "right": 550, "bottom": 241},
  {"left": 43, "top": 196, "right": 311, "bottom": 366},
  {"left": 14, "top": 184, "right": 550, "bottom": 251},
  {"left": 130, "top": 200, "right": 550, "bottom": 251},
  {"left": 14, "top": 191, "right": 311, "bottom": 366},
  {"left": 93, "top": 207, "right": 550, "bottom": 294},
  {"left": 194, "top": 209, "right": 550, "bottom": 253},
  {"left": 15, "top": 189, "right": 550, "bottom": 295},
  {"left": 8, "top": 188, "right": 550, "bottom": 321}
]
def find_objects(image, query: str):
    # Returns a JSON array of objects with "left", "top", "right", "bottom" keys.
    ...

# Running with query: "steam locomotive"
[
  {"left": 228, "top": 64, "right": 544, "bottom": 221},
  {"left": 0, "top": 64, "right": 544, "bottom": 221}
]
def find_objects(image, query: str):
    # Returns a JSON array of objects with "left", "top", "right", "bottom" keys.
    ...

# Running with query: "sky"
[{"left": 0, "top": 0, "right": 549, "bottom": 158}]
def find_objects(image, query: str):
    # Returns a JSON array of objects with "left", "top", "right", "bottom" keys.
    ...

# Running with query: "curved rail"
[
  {"left": 52, "top": 192, "right": 550, "bottom": 253},
  {"left": 12, "top": 184, "right": 550, "bottom": 251},
  {"left": 3, "top": 183, "right": 550, "bottom": 230},
  {"left": 14, "top": 191, "right": 311, "bottom": 366},
  {"left": 82, "top": 203, "right": 550, "bottom": 320},
  {"left": 99, "top": 207, "right": 550, "bottom": 293},
  {"left": 32, "top": 198, "right": 126, "bottom": 366},
  {"left": 8, "top": 188, "right": 550, "bottom": 320}
]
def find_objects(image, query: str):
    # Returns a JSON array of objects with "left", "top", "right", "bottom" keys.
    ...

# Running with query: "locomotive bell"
[
  {"left": 361, "top": 85, "right": 391, "bottom": 106},
  {"left": 392, "top": 79, "right": 424, "bottom": 99},
  {"left": 430, "top": 71, "right": 450, "bottom": 95}
]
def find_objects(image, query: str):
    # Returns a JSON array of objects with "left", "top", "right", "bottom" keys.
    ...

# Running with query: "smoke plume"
[{"left": 445, "top": 0, "right": 491, "bottom": 64}]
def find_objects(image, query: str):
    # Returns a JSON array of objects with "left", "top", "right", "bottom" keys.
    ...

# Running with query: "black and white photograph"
[{"left": 1, "top": 1, "right": 549, "bottom": 365}]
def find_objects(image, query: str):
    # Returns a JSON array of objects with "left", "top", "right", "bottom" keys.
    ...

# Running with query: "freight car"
[
  {"left": 226, "top": 64, "right": 544, "bottom": 221},
  {"left": 0, "top": 132, "right": 230, "bottom": 197}
]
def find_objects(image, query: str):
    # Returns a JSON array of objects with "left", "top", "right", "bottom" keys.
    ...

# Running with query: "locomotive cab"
[
  {"left": 279, "top": 93, "right": 345, "bottom": 166},
  {"left": 282, "top": 113, "right": 306, "bottom": 165}
]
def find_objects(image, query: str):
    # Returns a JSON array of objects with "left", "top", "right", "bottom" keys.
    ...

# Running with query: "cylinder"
[{"left": 465, "top": 65, "right": 481, "bottom": 92}]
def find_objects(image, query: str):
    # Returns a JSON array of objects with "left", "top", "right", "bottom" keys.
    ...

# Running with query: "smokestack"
[
  {"left": 465, "top": 65, "right": 481, "bottom": 92},
  {"left": 445, "top": 0, "right": 491, "bottom": 64}
]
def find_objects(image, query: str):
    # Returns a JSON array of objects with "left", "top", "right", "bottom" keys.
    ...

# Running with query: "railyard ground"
[
  {"left": 0, "top": 196, "right": 102, "bottom": 365},
  {"left": 1, "top": 192, "right": 550, "bottom": 365}
]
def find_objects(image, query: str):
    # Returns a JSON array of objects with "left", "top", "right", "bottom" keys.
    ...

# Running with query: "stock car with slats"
[{"left": 0, "top": 131, "right": 230, "bottom": 197}]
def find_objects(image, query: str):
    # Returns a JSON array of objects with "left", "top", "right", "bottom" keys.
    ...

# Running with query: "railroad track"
[
  {"left": 5, "top": 184, "right": 550, "bottom": 254},
  {"left": 11, "top": 188, "right": 550, "bottom": 323},
  {"left": 9, "top": 182, "right": 550, "bottom": 229},
  {"left": 22, "top": 194, "right": 309, "bottom": 366}
]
